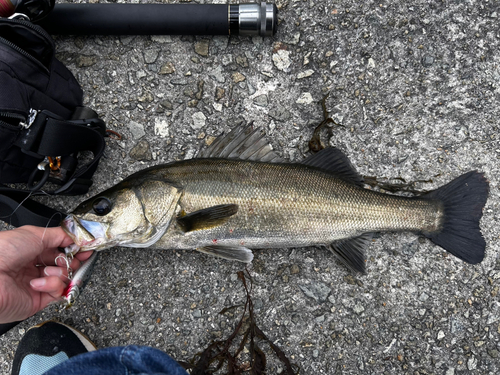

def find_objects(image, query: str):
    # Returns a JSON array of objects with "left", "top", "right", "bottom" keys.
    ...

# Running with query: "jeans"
[{"left": 43, "top": 345, "right": 188, "bottom": 375}]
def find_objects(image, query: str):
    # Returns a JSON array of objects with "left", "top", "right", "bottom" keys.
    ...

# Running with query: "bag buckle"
[{"left": 19, "top": 109, "right": 38, "bottom": 129}]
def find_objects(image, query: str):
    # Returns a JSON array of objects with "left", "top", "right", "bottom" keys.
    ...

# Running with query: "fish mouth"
[{"left": 61, "top": 214, "right": 108, "bottom": 250}]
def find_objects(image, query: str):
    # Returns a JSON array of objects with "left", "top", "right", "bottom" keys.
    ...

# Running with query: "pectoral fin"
[
  {"left": 196, "top": 245, "right": 254, "bottom": 263},
  {"left": 177, "top": 204, "right": 238, "bottom": 232},
  {"left": 328, "top": 233, "right": 373, "bottom": 274}
]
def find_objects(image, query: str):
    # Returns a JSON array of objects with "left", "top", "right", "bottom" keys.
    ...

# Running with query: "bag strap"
[
  {"left": 15, "top": 107, "right": 106, "bottom": 195},
  {"left": 0, "top": 186, "right": 64, "bottom": 227}
]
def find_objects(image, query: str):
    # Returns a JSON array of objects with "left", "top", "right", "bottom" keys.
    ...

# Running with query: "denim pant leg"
[{"left": 43, "top": 345, "right": 188, "bottom": 375}]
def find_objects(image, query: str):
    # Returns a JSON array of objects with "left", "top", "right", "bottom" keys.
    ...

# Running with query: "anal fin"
[
  {"left": 177, "top": 204, "right": 238, "bottom": 232},
  {"left": 196, "top": 245, "right": 254, "bottom": 263},
  {"left": 328, "top": 233, "right": 373, "bottom": 273}
]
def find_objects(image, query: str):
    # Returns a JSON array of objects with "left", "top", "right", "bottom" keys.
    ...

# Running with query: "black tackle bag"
[{"left": 0, "top": 16, "right": 106, "bottom": 227}]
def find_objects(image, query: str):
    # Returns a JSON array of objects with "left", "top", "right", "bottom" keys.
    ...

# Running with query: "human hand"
[{"left": 0, "top": 226, "right": 93, "bottom": 324}]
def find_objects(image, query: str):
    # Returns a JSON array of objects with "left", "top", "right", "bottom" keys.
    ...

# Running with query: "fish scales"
[{"left": 150, "top": 158, "right": 442, "bottom": 250}]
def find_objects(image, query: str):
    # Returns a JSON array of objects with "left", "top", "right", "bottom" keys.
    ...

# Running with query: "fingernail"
[
  {"left": 30, "top": 278, "right": 46, "bottom": 288},
  {"left": 44, "top": 267, "right": 63, "bottom": 277}
]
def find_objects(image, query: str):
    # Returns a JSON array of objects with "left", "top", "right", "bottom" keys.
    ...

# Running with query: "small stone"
[
  {"left": 171, "top": 78, "right": 188, "bottom": 85},
  {"left": 422, "top": 55, "right": 434, "bottom": 67},
  {"left": 272, "top": 49, "right": 292, "bottom": 71},
  {"left": 488, "top": 349, "right": 499, "bottom": 358},
  {"left": 148, "top": 325, "right": 155, "bottom": 332},
  {"left": 154, "top": 118, "right": 169, "bottom": 137},
  {"left": 151, "top": 35, "right": 172, "bottom": 43},
  {"left": 209, "top": 66, "right": 225, "bottom": 83},
  {"left": 194, "top": 40, "right": 210, "bottom": 56},
  {"left": 467, "top": 356, "right": 477, "bottom": 370},
  {"left": 419, "top": 292, "right": 429, "bottom": 302},
  {"left": 128, "top": 120, "right": 145, "bottom": 140},
  {"left": 116, "top": 279, "right": 128, "bottom": 288},
  {"left": 138, "top": 91, "right": 154, "bottom": 103},
  {"left": 236, "top": 55, "right": 249, "bottom": 67},
  {"left": 313, "top": 349, "right": 319, "bottom": 358},
  {"left": 143, "top": 49, "right": 159, "bottom": 64},
  {"left": 115, "top": 309, "right": 122, "bottom": 317},
  {"left": 136, "top": 70, "right": 147, "bottom": 80},
  {"left": 344, "top": 275, "right": 356, "bottom": 285},
  {"left": 192, "top": 309, "right": 202, "bottom": 318},
  {"left": 215, "top": 87, "right": 225, "bottom": 100},
  {"left": 120, "top": 36, "right": 135, "bottom": 45},
  {"left": 205, "top": 135, "right": 217, "bottom": 146},
  {"left": 77, "top": 55, "right": 96, "bottom": 67},
  {"left": 290, "top": 264, "right": 300, "bottom": 274},
  {"left": 253, "top": 94, "right": 268, "bottom": 107},
  {"left": 298, "top": 282, "right": 331, "bottom": 302},
  {"left": 269, "top": 106, "right": 291, "bottom": 121},
  {"left": 130, "top": 140, "right": 152, "bottom": 161},
  {"left": 253, "top": 298, "right": 263, "bottom": 311},
  {"left": 232, "top": 72, "right": 246, "bottom": 83},
  {"left": 191, "top": 111, "right": 206, "bottom": 129},
  {"left": 159, "top": 62, "right": 175, "bottom": 74},
  {"left": 296, "top": 93, "right": 314, "bottom": 104},
  {"left": 437, "top": 330, "right": 445, "bottom": 340},
  {"left": 297, "top": 69, "right": 314, "bottom": 79},
  {"left": 160, "top": 100, "right": 173, "bottom": 110},
  {"left": 353, "top": 304, "right": 365, "bottom": 315}
]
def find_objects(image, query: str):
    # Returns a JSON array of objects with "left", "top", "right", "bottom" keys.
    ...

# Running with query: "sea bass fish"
[{"left": 61, "top": 126, "right": 489, "bottom": 273}]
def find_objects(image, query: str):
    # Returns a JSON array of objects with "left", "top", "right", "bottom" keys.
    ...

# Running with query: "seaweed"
[
  {"left": 179, "top": 270, "right": 299, "bottom": 375},
  {"left": 308, "top": 93, "right": 344, "bottom": 152},
  {"left": 308, "top": 93, "right": 436, "bottom": 195},
  {"left": 362, "top": 175, "right": 435, "bottom": 195}
]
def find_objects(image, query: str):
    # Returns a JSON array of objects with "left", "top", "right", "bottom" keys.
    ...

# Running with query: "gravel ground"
[{"left": 1, "top": 0, "right": 500, "bottom": 374}]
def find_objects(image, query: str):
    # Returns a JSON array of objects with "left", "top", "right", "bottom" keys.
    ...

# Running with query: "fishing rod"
[{"left": 0, "top": 0, "right": 278, "bottom": 37}]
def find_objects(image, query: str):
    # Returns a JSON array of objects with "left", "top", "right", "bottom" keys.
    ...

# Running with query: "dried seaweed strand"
[{"left": 181, "top": 269, "right": 299, "bottom": 374}]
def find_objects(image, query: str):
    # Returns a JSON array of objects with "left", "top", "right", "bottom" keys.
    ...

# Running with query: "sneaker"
[{"left": 12, "top": 320, "right": 96, "bottom": 375}]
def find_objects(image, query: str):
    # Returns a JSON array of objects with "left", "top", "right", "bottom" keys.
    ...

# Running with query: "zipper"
[
  {"left": 7, "top": 18, "right": 54, "bottom": 47},
  {"left": 0, "top": 109, "right": 37, "bottom": 129},
  {"left": 0, "top": 36, "right": 50, "bottom": 74}
]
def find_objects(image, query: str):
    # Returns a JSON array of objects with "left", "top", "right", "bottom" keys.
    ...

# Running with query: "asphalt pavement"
[{"left": 1, "top": 0, "right": 499, "bottom": 374}]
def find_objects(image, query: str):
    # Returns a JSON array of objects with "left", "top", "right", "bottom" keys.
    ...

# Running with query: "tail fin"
[{"left": 423, "top": 171, "right": 489, "bottom": 264}]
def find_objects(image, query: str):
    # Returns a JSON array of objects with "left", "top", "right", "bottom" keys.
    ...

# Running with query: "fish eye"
[{"left": 92, "top": 197, "right": 112, "bottom": 216}]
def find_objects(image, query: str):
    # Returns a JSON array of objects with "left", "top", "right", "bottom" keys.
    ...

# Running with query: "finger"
[
  {"left": 75, "top": 251, "right": 94, "bottom": 262},
  {"left": 22, "top": 226, "right": 74, "bottom": 250},
  {"left": 43, "top": 266, "right": 72, "bottom": 282},
  {"left": 30, "top": 276, "right": 66, "bottom": 297},
  {"left": 38, "top": 248, "right": 65, "bottom": 267}
]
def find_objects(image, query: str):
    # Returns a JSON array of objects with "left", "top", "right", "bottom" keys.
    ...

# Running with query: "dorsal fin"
[
  {"left": 198, "top": 125, "right": 283, "bottom": 162},
  {"left": 302, "top": 148, "right": 364, "bottom": 187}
]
